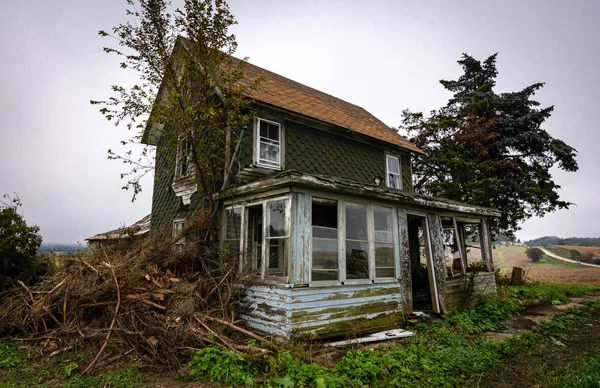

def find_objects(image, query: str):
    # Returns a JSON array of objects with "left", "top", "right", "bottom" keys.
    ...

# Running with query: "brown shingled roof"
[{"left": 231, "top": 57, "right": 422, "bottom": 154}]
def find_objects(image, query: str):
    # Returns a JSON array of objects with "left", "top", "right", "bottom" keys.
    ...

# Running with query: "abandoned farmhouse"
[{"left": 139, "top": 46, "right": 500, "bottom": 340}]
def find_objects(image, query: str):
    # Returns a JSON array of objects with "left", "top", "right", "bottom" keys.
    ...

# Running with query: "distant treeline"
[
  {"left": 39, "top": 243, "right": 84, "bottom": 254},
  {"left": 525, "top": 236, "right": 600, "bottom": 247}
]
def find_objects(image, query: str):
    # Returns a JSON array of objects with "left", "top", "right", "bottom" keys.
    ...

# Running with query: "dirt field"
[
  {"left": 494, "top": 245, "right": 600, "bottom": 285},
  {"left": 554, "top": 245, "right": 600, "bottom": 256}
]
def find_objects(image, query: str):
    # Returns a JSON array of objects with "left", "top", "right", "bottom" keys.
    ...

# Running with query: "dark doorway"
[{"left": 407, "top": 214, "right": 438, "bottom": 313}]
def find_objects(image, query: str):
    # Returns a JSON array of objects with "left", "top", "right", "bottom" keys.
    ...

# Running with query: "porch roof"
[{"left": 217, "top": 171, "right": 501, "bottom": 218}]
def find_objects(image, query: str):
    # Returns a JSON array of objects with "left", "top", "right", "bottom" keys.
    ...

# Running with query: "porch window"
[
  {"left": 309, "top": 200, "right": 399, "bottom": 284},
  {"left": 345, "top": 203, "right": 370, "bottom": 280},
  {"left": 374, "top": 207, "right": 395, "bottom": 278},
  {"left": 224, "top": 207, "right": 242, "bottom": 258},
  {"left": 266, "top": 200, "right": 288, "bottom": 276},
  {"left": 311, "top": 201, "right": 339, "bottom": 281},
  {"left": 245, "top": 206, "right": 263, "bottom": 274},
  {"left": 256, "top": 118, "right": 282, "bottom": 169},
  {"left": 225, "top": 197, "right": 290, "bottom": 281},
  {"left": 386, "top": 155, "right": 401, "bottom": 189}
]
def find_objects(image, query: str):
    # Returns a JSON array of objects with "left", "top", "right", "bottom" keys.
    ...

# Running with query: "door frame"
[{"left": 406, "top": 211, "right": 441, "bottom": 313}]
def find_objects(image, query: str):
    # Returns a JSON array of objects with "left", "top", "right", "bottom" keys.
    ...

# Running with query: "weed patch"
[
  {"left": 0, "top": 342, "right": 26, "bottom": 368},
  {"left": 506, "top": 283, "right": 600, "bottom": 305}
]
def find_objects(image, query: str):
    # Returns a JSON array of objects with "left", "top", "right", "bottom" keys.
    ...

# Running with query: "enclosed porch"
[{"left": 218, "top": 172, "right": 500, "bottom": 340}]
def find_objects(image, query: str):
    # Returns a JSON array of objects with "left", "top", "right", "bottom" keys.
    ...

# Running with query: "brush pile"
[{"left": 0, "top": 214, "right": 269, "bottom": 372}]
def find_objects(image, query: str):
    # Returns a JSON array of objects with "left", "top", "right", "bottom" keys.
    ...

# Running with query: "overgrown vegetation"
[
  {"left": 0, "top": 213, "right": 268, "bottom": 372},
  {"left": 2, "top": 281, "right": 599, "bottom": 386},
  {"left": 0, "top": 341, "right": 146, "bottom": 387},
  {"left": 181, "top": 283, "right": 600, "bottom": 387},
  {"left": 0, "top": 194, "right": 45, "bottom": 291}
]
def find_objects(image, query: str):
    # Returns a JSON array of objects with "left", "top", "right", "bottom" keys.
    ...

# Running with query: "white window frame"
[
  {"left": 386, "top": 155, "right": 401, "bottom": 190},
  {"left": 224, "top": 195, "right": 291, "bottom": 282},
  {"left": 309, "top": 198, "right": 341, "bottom": 286},
  {"left": 255, "top": 118, "right": 282, "bottom": 170},
  {"left": 309, "top": 196, "right": 400, "bottom": 286}
]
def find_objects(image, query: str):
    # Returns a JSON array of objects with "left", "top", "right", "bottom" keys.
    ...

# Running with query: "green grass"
[
  {"left": 505, "top": 282, "right": 600, "bottom": 305},
  {"left": 496, "top": 250, "right": 505, "bottom": 265},
  {"left": 549, "top": 351, "right": 600, "bottom": 387},
  {"left": 536, "top": 254, "right": 582, "bottom": 268},
  {"left": 0, "top": 343, "right": 146, "bottom": 388},
  {"left": 185, "top": 284, "right": 600, "bottom": 387}
]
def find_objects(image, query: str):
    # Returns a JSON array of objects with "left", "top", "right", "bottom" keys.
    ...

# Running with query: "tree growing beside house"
[
  {"left": 400, "top": 54, "right": 578, "bottom": 237},
  {"left": 91, "top": 0, "right": 258, "bottom": 237}
]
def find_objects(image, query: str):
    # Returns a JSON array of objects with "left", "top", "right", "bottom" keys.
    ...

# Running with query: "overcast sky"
[{"left": 1, "top": 0, "right": 598, "bottom": 243}]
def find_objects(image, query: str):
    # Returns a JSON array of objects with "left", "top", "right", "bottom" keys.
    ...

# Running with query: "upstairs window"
[
  {"left": 256, "top": 118, "right": 282, "bottom": 169},
  {"left": 175, "top": 137, "right": 193, "bottom": 179},
  {"left": 386, "top": 155, "right": 401, "bottom": 189}
]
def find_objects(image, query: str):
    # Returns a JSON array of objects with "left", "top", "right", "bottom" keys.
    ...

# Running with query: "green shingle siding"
[
  {"left": 150, "top": 136, "right": 202, "bottom": 233},
  {"left": 285, "top": 121, "right": 384, "bottom": 185}
]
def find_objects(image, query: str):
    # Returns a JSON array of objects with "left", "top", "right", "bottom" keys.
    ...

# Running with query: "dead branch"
[
  {"left": 83, "top": 264, "right": 121, "bottom": 375},
  {"left": 196, "top": 314, "right": 267, "bottom": 344},
  {"left": 17, "top": 280, "right": 34, "bottom": 304},
  {"left": 193, "top": 316, "right": 238, "bottom": 353}
]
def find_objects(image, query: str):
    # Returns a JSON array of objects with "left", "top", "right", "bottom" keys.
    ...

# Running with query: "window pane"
[
  {"left": 246, "top": 206, "right": 263, "bottom": 273},
  {"left": 346, "top": 240, "right": 369, "bottom": 279},
  {"left": 387, "top": 156, "right": 400, "bottom": 174},
  {"left": 225, "top": 208, "right": 241, "bottom": 256},
  {"left": 345, "top": 203, "right": 367, "bottom": 240},
  {"left": 312, "top": 202, "right": 337, "bottom": 228},
  {"left": 268, "top": 200, "right": 286, "bottom": 237},
  {"left": 260, "top": 120, "right": 279, "bottom": 141},
  {"left": 312, "top": 270, "right": 338, "bottom": 281},
  {"left": 313, "top": 226, "right": 337, "bottom": 239},
  {"left": 259, "top": 142, "right": 279, "bottom": 164},
  {"left": 374, "top": 207, "right": 393, "bottom": 242},
  {"left": 225, "top": 208, "right": 241, "bottom": 240},
  {"left": 388, "top": 174, "right": 400, "bottom": 189},
  {"left": 267, "top": 238, "right": 287, "bottom": 276},
  {"left": 312, "top": 237, "right": 338, "bottom": 270},
  {"left": 375, "top": 242, "right": 394, "bottom": 267},
  {"left": 376, "top": 268, "right": 395, "bottom": 278}
]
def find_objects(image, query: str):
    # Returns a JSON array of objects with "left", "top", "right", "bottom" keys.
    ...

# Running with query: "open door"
[{"left": 407, "top": 214, "right": 441, "bottom": 313}]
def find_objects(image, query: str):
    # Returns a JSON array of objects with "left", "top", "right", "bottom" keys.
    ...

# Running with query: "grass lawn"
[
  {"left": 3, "top": 282, "right": 600, "bottom": 387},
  {"left": 536, "top": 254, "right": 582, "bottom": 269}
]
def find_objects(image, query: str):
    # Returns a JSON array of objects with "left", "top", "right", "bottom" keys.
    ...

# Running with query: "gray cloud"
[{"left": 1, "top": 0, "right": 597, "bottom": 243}]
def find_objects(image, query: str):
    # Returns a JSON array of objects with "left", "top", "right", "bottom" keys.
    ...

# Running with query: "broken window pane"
[
  {"left": 267, "top": 238, "right": 287, "bottom": 276},
  {"left": 312, "top": 201, "right": 338, "bottom": 282},
  {"left": 246, "top": 205, "right": 263, "bottom": 274}
]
